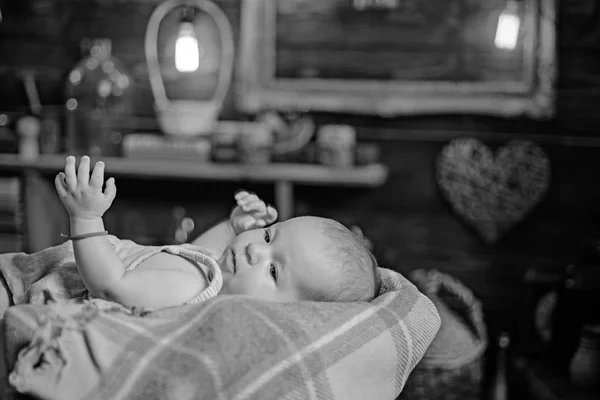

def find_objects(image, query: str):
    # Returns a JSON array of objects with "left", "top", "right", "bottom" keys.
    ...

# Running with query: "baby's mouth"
[{"left": 232, "top": 250, "right": 237, "bottom": 274}]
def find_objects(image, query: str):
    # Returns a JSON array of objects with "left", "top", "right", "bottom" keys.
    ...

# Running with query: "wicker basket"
[{"left": 397, "top": 269, "right": 488, "bottom": 400}]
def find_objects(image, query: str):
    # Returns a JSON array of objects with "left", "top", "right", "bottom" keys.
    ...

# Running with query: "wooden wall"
[{"left": 2, "top": 0, "right": 600, "bottom": 341}]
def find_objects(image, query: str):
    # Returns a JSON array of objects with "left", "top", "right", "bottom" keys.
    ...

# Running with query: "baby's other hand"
[
  {"left": 54, "top": 155, "right": 116, "bottom": 219},
  {"left": 229, "top": 190, "right": 278, "bottom": 235}
]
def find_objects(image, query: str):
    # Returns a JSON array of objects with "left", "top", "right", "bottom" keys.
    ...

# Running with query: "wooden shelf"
[
  {"left": 0, "top": 154, "right": 388, "bottom": 187},
  {"left": 0, "top": 153, "right": 389, "bottom": 251}
]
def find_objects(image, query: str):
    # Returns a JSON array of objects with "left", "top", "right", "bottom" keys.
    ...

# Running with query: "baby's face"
[{"left": 217, "top": 216, "right": 336, "bottom": 302}]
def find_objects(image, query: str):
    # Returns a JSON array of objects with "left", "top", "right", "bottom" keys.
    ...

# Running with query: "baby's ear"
[{"left": 350, "top": 225, "right": 373, "bottom": 251}]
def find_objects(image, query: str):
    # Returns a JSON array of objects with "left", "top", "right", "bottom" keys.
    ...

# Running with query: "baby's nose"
[{"left": 246, "top": 243, "right": 268, "bottom": 265}]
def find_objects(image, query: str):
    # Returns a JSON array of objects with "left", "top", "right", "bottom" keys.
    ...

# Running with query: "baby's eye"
[
  {"left": 270, "top": 264, "right": 278, "bottom": 281},
  {"left": 264, "top": 229, "right": 271, "bottom": 243}
]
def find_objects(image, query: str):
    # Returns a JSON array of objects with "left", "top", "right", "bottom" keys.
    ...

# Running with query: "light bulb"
[
  {"left": 494, "top": 0, "right": 520, "bottom": 50},
  {"left": 175, "top": 21, "right": 202, "bottom": 72}
]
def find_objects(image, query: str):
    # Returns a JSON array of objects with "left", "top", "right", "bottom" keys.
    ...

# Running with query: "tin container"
[
  {"left": 316, "top": 124, "right": 356, "bottom": 167},
  {"left": 236, "top": 125, "right": 273, "bottom": 164}
]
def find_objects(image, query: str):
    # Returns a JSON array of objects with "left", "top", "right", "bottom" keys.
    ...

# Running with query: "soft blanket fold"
[{"left": 0, "top": 241, "right": 440, "bottom": 400}]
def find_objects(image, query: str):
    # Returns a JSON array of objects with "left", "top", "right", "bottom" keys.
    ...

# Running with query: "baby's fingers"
[
  {"left": 254, "top": 220, "right": 267, "bottom": 228},
  {"left": 237, "top": 193, "right": 260, "bottom": 208},
  {"left": 234, "top": 190, "right": 250, "bottom": 202},
  {"left": 89, "top": 161, "right": 105, "bottom": 191},
  {"left": 64, "top": 156, "right": 77, "bottom": 191},
  {"left": 265, "top": 205, "right": 278, "bottom": 223},
  {"left": 242, "top": 198, "right": 266, "bottom": 215},
  {"left": 54, "top": 173, "right": 68, "bottom": 198},
  {"left": 77, "top": 155, "right": 90, "bottom": 186},
  {"left": 103, "top": 177, "right": 117, "bottom": 201}
]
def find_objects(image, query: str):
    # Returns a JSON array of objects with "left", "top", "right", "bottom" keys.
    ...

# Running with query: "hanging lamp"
[{"left": 144, "top": 0, "right": 235, "bottom": 136}]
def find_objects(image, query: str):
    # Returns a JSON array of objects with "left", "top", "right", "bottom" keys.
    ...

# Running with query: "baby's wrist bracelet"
[{"left": 61, "top": 231, "right": 109, "bottom": 241}]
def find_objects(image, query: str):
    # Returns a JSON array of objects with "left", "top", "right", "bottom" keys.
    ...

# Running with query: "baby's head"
[{"left": 218, "top": 216, "right": 380, "bottom": 303}]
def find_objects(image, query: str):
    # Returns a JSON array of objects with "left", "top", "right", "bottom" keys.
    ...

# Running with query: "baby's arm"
[
  {"left": 191, "top": 191, "right": 278, "bottom": 255},
  {"left": 54, "top": 156, "right": 125, "bottom": 300},
  {"left": 190, "top": 220, "right": 236, "bottom": 256}
]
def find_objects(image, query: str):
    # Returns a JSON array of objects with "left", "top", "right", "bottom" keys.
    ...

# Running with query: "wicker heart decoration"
[{"left": 436, "top": 138, "right": 550, "bottom": 244}]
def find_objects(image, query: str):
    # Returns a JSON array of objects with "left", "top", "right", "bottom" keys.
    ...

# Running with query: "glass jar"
[{"left": 65, "top": 38, "right": 134, "bottom": 156}]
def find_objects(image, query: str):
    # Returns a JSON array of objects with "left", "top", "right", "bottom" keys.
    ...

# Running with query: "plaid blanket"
[{"left": 1, "top": 246, "right": 440, "bottom": 400}]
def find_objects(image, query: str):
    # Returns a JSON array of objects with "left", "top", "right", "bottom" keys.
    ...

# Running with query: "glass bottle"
[{"left": 65, "top": 38, "right": 133, "bottom": 157}]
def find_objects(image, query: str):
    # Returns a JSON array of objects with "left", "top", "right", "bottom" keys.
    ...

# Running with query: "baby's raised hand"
[
  {"left": 229, "top": 190, "right": 278, "bottom": 235},
  {"left": 54, "top": 155, "right": 116, "bottom": 219}
]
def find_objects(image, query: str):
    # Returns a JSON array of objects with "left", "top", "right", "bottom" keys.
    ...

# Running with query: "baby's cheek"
[
  {"left": 235, "top": 277, "right": 264, "bottom": 296},
  {"left": 222, "top": 277, "right": 246, "bottom": 295},
  {"left": 220, "top": 275, "right": 236, "bottom": 295}
]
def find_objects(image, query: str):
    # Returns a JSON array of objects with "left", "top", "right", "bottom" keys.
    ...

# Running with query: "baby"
[{"left": 54, "top": 155, "right": 380, "bottom": 310}]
